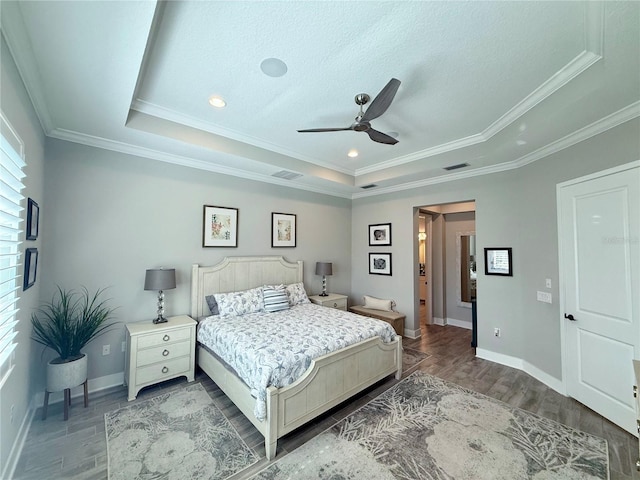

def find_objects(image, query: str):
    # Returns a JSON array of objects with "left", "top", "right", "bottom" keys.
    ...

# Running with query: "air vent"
[
  {"left": 272, "top": 170, "right": 303, "bottom": 180},
  {"left": 443, "top": 163, "right": 470, "bottom": 171},
  {"left": 360, "top": 184, "right": 377, "bottom": 189}
]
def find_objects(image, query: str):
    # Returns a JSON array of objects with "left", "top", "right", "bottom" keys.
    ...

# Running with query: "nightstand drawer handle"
[
  {"left": 162, "top": 366, "right": 169, "bottom": 374},
  {"left": 333, "top": 303, "right": 338, "bottom": 307},
  {"left": 163, "top": 334, "right": 170, "bottom": 341},
  {"left": 162, "top": 349, "right": 169, "bottom": 357}
]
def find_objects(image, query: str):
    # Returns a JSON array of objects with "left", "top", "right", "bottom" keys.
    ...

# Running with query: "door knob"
[{"left": 564, "top": 313, "right": 577, "bottom": 321}]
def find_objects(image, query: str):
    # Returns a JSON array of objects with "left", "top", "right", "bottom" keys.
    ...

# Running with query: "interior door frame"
[{"left": 557, "top": 160, "right": 640, "bottom": 397}]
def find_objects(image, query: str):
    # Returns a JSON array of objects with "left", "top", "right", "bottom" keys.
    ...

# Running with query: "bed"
[{"left": 190, "top": 256, "right": 402, "bottom": 459}]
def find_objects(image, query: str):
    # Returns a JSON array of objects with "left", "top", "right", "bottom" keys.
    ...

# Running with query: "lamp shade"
[
  {"left": 315, "top": 262, "right": 333, "bottom": 276},
  {"left": 144, "top": 268, "right": 176, "bottom": 291}
]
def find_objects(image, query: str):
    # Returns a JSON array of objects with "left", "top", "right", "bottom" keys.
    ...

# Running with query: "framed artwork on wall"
[
  {"left": 271, "top": 212, "right": 296, "bottom": 248},
  {"left": 202, "top": 205, "right": 238, "bottom": 247},
  {"left": 23, "top": 248, "right": 38, "bottom": 290},
  {"left": 26, "top": 198, "right": 39, "bottom": 240},
  {"left": 369, "top": 252, "right": 392, "bottom": 276},
  {"left": 369, "top": 223, "right": 392, "bottom": 246},
  {"left": 484, "top": 247, "right": 513, "bottom": 276}
]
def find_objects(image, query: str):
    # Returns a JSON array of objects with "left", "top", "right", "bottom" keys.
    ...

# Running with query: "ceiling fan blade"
[
  {"left": 366, "top": 128, "right": 398, "bottom": 145},
  {"left": 361, "top": 78, "right": 401, "bottom": 122},
  {"left": 297, "top": 127, "right": 353, "bottom": 133}
]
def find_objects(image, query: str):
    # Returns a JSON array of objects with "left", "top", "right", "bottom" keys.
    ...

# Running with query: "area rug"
[
  {"left": 402, "top": 347, "right": 430, "bottom": 370},
  {"left": 251, "top": 371, "right": 609, "bottom": 479},
  {"left": 105, "top": 383, "right": 258, "bottom": 480}
]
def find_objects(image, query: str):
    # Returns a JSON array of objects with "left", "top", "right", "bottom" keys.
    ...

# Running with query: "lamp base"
[
  {"left": 152, "top": 315, "right": 168, "bottom": 324},
  {"left": 318, "top": 292, "right": 329, "bottom": 297}
]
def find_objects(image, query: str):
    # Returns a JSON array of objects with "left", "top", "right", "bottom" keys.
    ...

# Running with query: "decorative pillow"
[
  {"left": 214, "top": 287, "right": 265, "bottom": 317},
  {"left": 286, "top": 282, "right": 310, "bottom": 306},
  {"left": 263, "top": 287, "right": 290, "bottom": 313},
  {"left": 205, "top": 295, "right": 219, "bottom": 316},
  {"left": 363, "top": 295, "right": 394, "bottom": 311}
]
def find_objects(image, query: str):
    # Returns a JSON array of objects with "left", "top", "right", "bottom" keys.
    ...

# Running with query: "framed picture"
[
  {"left": 26, "top": 198, "right": 39, "bottom": 240},
  {"left": 484, "top": 247, "right": 513, "bottom": 276},
  {"left": 23, "top": 248, "right": 38, "bottom": 290},
  {"left": 369, "top": 252, "right": 392, "bottom": 276},
  {"left": 271, "top": 212, "right": 296, "bottom": 248},
  {"left": 369, "top": 223, "right": 392, "bottom": 246},
  {"left": 202, "top": 205, "right": 238, "bottom": 247}
]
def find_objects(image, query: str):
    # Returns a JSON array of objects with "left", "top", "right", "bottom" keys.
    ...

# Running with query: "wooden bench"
[{"left": 350, "top": 305, "right": 405, "bottom": 336}]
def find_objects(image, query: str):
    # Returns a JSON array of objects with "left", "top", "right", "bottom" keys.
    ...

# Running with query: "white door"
[{"left": 559, "top": 162, "right": 639, "bottom": 435}]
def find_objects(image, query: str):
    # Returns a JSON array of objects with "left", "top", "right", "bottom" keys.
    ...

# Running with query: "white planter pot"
[{"left": 47, "top": 354, "right": 88, "bottom": 392}]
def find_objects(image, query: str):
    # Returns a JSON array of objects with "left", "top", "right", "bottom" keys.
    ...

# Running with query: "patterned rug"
[
  {"left": 251, "top": 371, "right": 609, "bottom": 479},
  {"left": 105, "top": 383, "right": 258, "bottom": 480},
  {"left": 403, "top": 347, "right": 430, "bottom": 370}
]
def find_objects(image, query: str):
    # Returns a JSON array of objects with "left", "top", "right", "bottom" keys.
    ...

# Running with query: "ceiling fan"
[{"left": 297, "top": 78, "right": 401, "bottom": 145}]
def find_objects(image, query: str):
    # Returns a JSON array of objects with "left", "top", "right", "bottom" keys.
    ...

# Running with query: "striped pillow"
[{"left": 263, "top": 287, "right": 290, "bottom": 313}]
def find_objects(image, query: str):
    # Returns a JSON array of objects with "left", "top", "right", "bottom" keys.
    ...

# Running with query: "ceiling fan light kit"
[{"left": 297, "top": 78, "right": 401, "bottom": 145}]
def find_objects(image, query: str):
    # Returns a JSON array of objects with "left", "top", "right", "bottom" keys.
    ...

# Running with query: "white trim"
[
  {"left": 402, "top": 328, "right": 421, "bottom": 340},
  {"left": 476, "top": 348, "right": 565, "bottom": 396},
  {"left": 1, "top": 399, "right": 35, "bottom": 480},
  {"left": 48, "top": 128, "right": 353, "bottom": 199},
  {"left": 32, "top": 371, "right": 124, "bottom": 407},
  {"left": 557, "top": 159, "right": 640, "bottom": 189},
  {"left": 433, "top": 317, "right": 446, "bottom": 326},
  {"left": 446, "top": 318, "right": 472, "bottom": 330}
]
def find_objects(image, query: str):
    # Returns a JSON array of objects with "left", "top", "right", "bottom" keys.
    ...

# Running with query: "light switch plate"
[
  {"left": 537, "top": 291, "right": 552, "bottom": 304},
  {"left": 545, "top": 278, "right": 552, "bottom": 288}
]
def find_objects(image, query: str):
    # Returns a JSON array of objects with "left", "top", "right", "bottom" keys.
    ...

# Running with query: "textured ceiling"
[{"left": 2, "top": 1, "right": 639, "bottom": 198}]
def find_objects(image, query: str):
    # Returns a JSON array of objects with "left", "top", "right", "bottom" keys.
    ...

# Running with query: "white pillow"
[
  {"left": 263, "top": 287, "right": 290, "bottom": 313},
  {"left": 363, "top": 295, "right": 393, "bottom": 311},
  {"left": 286, "top": 282, "right": 310, "bottom": 306},
  {"left": 214, "top": 287, "right": 265, "bottom": 316}
]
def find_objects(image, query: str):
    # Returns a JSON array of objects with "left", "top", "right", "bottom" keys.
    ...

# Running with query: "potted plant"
[{"left": 31, "top": 287, "right": 117, "bottom": 399}]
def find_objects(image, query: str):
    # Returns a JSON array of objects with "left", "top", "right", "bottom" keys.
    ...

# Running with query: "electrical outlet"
[
  {"left": 121, "top": 341, "right": 126, "bottom": 353},
  {"left": 536, "top": 291, "right": 552, "bottom": 304},
  {"left": 494, "top": 328, "right": 501, "bottom": 337},
  {"left": 102, "top": 344, "right": 110, "bottom": 356}
]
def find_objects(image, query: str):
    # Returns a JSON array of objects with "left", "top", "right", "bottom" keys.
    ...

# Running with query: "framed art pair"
[
  {"left": 202, "top": 205, "right": 296, "bottom": 248},
  {"left": 368, "top": 223, "right": 392, "bottom": 275}
]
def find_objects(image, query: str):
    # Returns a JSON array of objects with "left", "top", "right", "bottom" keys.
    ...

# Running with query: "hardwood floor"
[{"left": 13, "top": 324, "right": 640, "bottom": 479}]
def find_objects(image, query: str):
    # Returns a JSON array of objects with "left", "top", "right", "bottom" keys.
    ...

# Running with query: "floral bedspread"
[{"left": 197, "top": 303, "right": 397, "bottom": 421}]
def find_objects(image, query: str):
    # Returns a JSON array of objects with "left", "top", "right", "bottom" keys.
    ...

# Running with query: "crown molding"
[
  {"left": 352, "top": 101, "right": 639, "bottom": 199},
  {"left": 48, "top": 128, "right": 353, "bottom": 199},
  {"left": 130, "top": 100, "right": 354, "bottom": 176},
  {"left": 1, "top": 2, "right": 54, "bottom": 135}
]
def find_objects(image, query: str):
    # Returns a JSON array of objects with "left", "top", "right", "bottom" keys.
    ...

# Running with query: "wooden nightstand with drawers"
[
  {"left": 309, "top": 293, "right": 348, "bottom": 311},
  {"left": 125, "top": 315, "right": 196, "bottom": 401}
]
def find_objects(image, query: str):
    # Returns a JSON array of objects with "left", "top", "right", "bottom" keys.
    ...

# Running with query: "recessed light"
[
  {"left": 260, "top": 58, "right": 288, "bottom": 78},
  {"left": 208, "top": 96, "right": 226, "bottom": 108},
  {"left": 347, "top": 149, "right": 358, "bottom": 158},
  {"left": 516, "top": 140, "right": 527, "bottom": 146}
]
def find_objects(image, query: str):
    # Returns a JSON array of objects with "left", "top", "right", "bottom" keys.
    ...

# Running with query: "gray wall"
[
  {"left": 352, "top": 118, "right": 640, "bottom": 380},
  {"left": 37, "top": 138, "right": 353, "bottom": 390},
  {"left": 0, "top": 36, "right": 46, "bottom": 474},
  {"left": 444, "top": 212, "right": 475, "bottom": 325}
]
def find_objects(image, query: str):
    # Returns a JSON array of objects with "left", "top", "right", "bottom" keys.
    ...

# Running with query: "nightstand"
[
  {"left": 125, "top": 315, "right": 196, "bottom": 401},
  {"left": 309, "top": 293, "right": 348, "bottom": 311}
]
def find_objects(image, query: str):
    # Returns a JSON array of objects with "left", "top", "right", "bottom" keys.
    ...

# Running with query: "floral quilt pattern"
[{"left": 197, "top": 303, "right": 397, "bottom": 421}]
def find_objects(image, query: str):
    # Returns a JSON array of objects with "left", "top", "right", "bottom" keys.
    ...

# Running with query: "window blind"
[{"left": 0, "top": 112, "right": 25, "bottom": 388}]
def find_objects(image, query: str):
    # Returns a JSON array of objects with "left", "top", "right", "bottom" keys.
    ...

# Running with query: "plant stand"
[{"left": 42, "top": 380, "right": 88, "bottom": 421}]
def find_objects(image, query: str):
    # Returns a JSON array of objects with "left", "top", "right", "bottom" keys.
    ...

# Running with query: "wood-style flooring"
[{"left": 12, "top": 324, "right": 640, "bottom": 479}]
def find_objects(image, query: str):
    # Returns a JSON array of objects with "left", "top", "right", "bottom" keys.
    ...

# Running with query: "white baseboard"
[
  {"left": 2, "top": 400, "right": 36, "bottom": 480},
  {"left": 446, "top": 318, "right": 472, "bottom": 330},
  {"left": 433, "top": 317, "right": 445, "bottom": 326},
  {"left": 476, "top": 348, "right": 565, "bottom": 396},
  {"left": 403, "top": 328, "right": 421, "bottom": 339},
  {"left": 33, "top": 371, "right": 125, "bottom": 408}
]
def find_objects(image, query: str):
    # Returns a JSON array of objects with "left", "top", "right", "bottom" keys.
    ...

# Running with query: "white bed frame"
[{"left": 191, "top": 256, "right": 402, "bottom": 459}]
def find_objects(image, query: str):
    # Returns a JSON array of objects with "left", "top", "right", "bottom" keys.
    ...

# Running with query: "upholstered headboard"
[{"left": 190, "top": 256, "right": 303, "bottom": 319}]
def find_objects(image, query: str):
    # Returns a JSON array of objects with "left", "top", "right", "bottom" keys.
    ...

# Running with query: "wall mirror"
[{"left": 456, "top": 231, "right": 476, "bottom": 307}]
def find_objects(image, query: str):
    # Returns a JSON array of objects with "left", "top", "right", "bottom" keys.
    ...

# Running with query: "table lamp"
[
  {"left": 315, "top": 262, "right": 333, "bottom": 297},
  {"left": 144, "top": 268, "right": 176, "bottom": 324}
]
